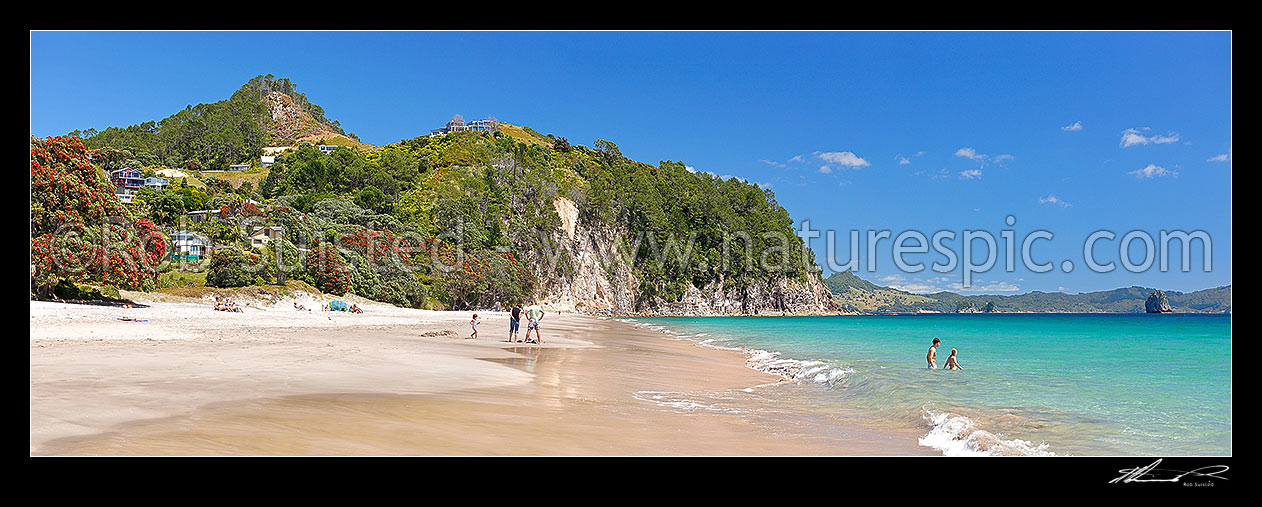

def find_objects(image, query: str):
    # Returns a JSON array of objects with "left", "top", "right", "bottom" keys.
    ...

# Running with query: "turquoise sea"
[{"left": 624, "top": 314, "right": 1231, "bottom": 456}]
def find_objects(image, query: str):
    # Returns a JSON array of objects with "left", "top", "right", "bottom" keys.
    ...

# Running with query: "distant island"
[{"left": 824, "top": 271, "right": 1230, "bottom": 314}]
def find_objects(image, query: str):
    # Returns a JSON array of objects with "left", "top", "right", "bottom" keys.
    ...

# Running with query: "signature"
[{"left": 1109, "top": 459, "right": 1229, "bottom": 484}]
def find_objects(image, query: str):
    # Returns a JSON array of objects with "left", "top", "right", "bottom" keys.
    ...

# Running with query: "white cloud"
[
  {"left": 896, "top": 156, "right": 911, "bottom": 165},
  {"left": 817, "top": 151, "right": 870, "bottom": 168},
  {"left": 1120, "top": 128, "right": 1180, "bottom": 148},
  {"left": 1039, "top": 195, "right": 1071, "bottom": 207},
  {"left": 955, "top": 147, "right": 986, "bottom": 161},
  {"left": 1128, "top": 164, "right": 1178, "bottom": 178},
  {"left": 948, "top": 281, "right": 1021, "bottom": 293},
  {"left": 891, "top": 283, "right": 945, "bottom": 294},
  {"left": 1208, "top": 153, "right": 1231, "bottom": 162},
  {"left": 838, "top": 180, "right": 852, "bottom": 187},
  {"left": 992, "top": 154, "right": 1014, "bottom": 165},
  {"left": 959, "top": 169, "right": 983, "bottom": 180},
  {"left": 916, "top": 151, "right": 926, "bottom": 157},
  {"left": 758, "top": 159, "right": 786, "bottom": 168},
  {"left": 883, "top": 275, "right": 947, "bottom": 294},
  {"left": 917, "top": 168, "right": 951, "bottom": 180},
  {"left": 819, "top": 165, "right": 833, "bottom": 174},
  {"left": 788, "top": 155, "right": 805, "bottom": 164},
  {"left": 1061, "top": 121, "right": 1084, "bottom": 132},
  {"left": 687, "top": 165, "right": 722, "bottom": 178}
]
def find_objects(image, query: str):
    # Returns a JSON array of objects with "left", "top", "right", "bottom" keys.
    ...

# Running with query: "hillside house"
[
  {"left": 187, "top": 209, "right": 221, "bottom": 224},
  {"left": 229, "top": 164, "right": 250, "bottom": 171},
  {"left": 430, "top": 114, "right": 498, "bottom": 136},
  {"left": 170, "top": 231, "right": 212, "bottom": 261},
  {"left": 110, "top": 168, "right": 144, "bottom": 204},
  {"left": 143, "top": 176, "right": 171, "bottom": 190},
  {"left": 249, "top": 225, "right": 286, "bottom": 248},
  {"left": 260, "top": 155, "right": 276, "bottom": 167}
]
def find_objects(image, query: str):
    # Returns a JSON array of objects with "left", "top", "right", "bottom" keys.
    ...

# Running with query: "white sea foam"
[
  {"left": 613, "top": 317, "right": 1063, "bottom": 456},
  {"left": 633, "top": 390, "right": 742, "bottom": 414},
  {"left": 743, "top": 349, "right": 852, "bottom": 386},
  {"left": 612, "top": 318, "right": 854, "bottom": 387},
  {"left": 918, "top": 409, "right": 1055, "bottom": 456},
  {"left": 697, "top": 338, "right": 744, "bottom": 351}
]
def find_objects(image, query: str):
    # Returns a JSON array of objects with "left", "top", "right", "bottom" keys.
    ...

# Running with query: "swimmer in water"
[
  {"left": 927, "top": 337, "right": 940, "bottom": 369},
  {"left": 944, "top": 348, "right": 963, "bottom": 371}
]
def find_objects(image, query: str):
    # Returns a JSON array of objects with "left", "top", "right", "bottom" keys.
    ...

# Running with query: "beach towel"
[{"left": 329, "top": 300, "right": 349, "bottom": 312}]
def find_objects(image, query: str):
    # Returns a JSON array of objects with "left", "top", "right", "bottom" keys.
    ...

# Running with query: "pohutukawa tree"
[{"left": 30, "top": 136, "right": 167, "bottom": 297}]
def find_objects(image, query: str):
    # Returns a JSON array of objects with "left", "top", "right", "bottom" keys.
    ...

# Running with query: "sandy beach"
[{"left": 30, "top": 295, "right": 931, "bottom": 456}]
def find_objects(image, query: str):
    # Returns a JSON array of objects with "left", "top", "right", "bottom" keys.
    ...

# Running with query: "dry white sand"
[{"left": 30, "top": 297, "right": 595, "bottom": 452}]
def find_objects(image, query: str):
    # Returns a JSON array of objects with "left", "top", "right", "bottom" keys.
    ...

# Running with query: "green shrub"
[{"left": 205, "top": 248, "right": 269, "bottom": 288}]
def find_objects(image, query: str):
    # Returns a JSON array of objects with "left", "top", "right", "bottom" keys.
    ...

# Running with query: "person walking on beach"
[
  {"left": 944, "top": 348, "right": 963, "bottom": 370},
  {"left": 508, "top": 303, "right": 522, "bottom": 342},
  {"left": 469, "top": 314, "right": 481, "bottom": 339},
  {"left": 927, "top": 337, "right": 940, "bottom": 369},
  {"left": 524, "top": 300, "right": 545, "bottom": 344}
]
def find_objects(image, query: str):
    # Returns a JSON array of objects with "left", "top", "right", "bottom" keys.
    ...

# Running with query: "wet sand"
[{"left": 30, "top": 299, "right": 931, "bottom": 456}]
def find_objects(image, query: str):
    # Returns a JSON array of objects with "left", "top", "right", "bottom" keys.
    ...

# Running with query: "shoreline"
[{"left": 30, "top": 298, "right": 932, "bottom": 456}]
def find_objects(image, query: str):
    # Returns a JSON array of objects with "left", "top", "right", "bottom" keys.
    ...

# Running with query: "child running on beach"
[
  {"left": 469, "top": 314, "right": 480, "bottom": 339},
  {"left": 944, "top": 348, "right": 963, "bottom": 370}
]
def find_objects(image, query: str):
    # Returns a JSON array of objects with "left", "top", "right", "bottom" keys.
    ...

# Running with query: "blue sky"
[{"left": 30, "top": 31, "right": 1232, "bottom": 294}]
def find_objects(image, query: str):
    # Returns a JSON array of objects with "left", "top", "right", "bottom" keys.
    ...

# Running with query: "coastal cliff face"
[
  {"left": 536, "top": 197, "right": 837, "bottom": 316},
  {"left": 632, "top": 276, "right": 837, "bottom": 316}
]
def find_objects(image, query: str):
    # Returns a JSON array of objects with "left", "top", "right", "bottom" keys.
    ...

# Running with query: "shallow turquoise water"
[{"left": 631, "top": 314, "right": 1231, "bottom": 456}]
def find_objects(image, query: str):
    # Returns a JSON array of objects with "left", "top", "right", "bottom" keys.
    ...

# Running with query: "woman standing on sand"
[{"left": 469, "top": 314, "right": 480, "bottom": 339}]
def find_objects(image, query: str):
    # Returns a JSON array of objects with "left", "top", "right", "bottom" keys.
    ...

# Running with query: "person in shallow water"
[
  {"left": 944, "top": 348, "right": 963, "bottom": 370},
  {"left": 927, "top": 337, "right": 940, "bottom": 369}
]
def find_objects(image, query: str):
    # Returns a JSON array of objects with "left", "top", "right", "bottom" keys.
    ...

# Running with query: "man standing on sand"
[
  {"left": 927, "top": 337, "right": 940, "bottom": 369},
  {"left": 509, "top": 303, "right": 522, "bottom": 342},
  {"left": 524, "top": 300, "right": 545, "bottom": 344}
]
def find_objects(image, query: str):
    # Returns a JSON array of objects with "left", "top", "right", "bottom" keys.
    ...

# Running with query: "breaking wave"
[{"left": 918, "top": 409, "right": 1055, "bottom": 456}]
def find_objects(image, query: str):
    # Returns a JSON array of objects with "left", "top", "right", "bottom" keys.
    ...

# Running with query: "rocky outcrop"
[
  {"left": 1145, "top": 290, "right": 1174, "bottom": 313},
  {"left": 265, "top": 91, "right": 350, "bottom": 145},
  {"left": 534, "top": 197, "right": 838, "bottom": 316},
  {"left": 632, "top": 276, "right": 837, "bottom": 316}
]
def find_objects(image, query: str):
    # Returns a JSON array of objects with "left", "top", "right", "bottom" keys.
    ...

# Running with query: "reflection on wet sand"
[{"left": 35, "top": 314, "right": 931, "bottom": 456}]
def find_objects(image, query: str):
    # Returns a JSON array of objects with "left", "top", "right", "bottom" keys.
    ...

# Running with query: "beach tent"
[{"left": 329, "top": 300, "right": 349, "bottom": 312}]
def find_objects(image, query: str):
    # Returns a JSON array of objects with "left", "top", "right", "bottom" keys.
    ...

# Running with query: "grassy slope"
[
  {"left": 496, "top": 122, "right": 554, "bottom": 147},
  {"left": 825, "top": 272, "right": 1231, "bottom": 313},
  {"left": 825, "top": 272, "right": 936, "bottom": 312}
]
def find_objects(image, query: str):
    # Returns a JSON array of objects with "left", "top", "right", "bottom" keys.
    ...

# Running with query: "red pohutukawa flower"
[{"left": 30, "top": 136, "right": 163, "bottom": 294}]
